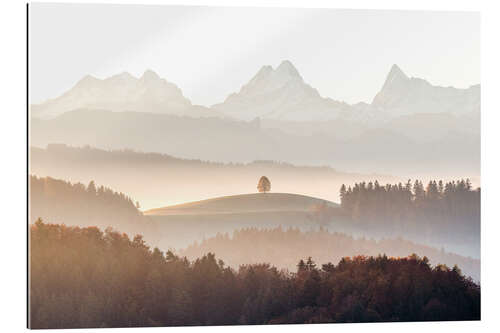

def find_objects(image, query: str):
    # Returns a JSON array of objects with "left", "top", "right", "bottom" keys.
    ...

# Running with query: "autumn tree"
[
  {"left": 257, "top": 176, "right": 271, "bottom": 193},
  {"left": 29, "top": 221, "right": 480, "bottom": 328}
]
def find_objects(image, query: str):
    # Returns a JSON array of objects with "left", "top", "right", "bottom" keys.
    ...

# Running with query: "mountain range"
[
  {"left": 31, "top": 61, "right": 480, "bottom": 122},
  {"left": 31, "top": 69, "right": 220, "bottom": 119},
  {"left": 371, "top": 64, "right": 480, "bottom": 116},
  {"left": 212, "top": 60, "right": 352, "bottom": 121},
  {"left": 29, "top": 61, "right": 480, "bottom": 179}
]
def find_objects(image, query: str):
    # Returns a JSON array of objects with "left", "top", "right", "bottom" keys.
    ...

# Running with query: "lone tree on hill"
[{"left": 257, "top": 176, "right": 271, "bottom": 193}]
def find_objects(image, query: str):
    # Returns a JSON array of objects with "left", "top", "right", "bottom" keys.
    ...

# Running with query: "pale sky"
[{"left": 30, "top": 3, "right": 480, "bottom": 106}]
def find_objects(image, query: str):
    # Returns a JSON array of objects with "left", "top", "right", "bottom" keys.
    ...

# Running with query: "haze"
[
  {"left": 28, "top": 5, "right": 482, "bottom": 327},
  {"left": 30, "top": 4, "right": 479, "bottom": 106}
]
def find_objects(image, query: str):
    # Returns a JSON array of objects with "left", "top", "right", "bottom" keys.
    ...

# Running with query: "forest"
[
  {"left": 29, "top": 175, "right": 159, "bottom": 242},
  {"left": 30, "top": 175, "right": 142, "bottom": 226},
  {"left": 29, "top": 220, "right": 480, "bottom": 328},
  {"left": 29, "top": 175, "right": 481, "bottom": 279},
  {"left": 180, "top": 226, "right": 479, "bottom": 281},
  {"left": 338, "top": 179, "right": 480, "bottom": 248}
]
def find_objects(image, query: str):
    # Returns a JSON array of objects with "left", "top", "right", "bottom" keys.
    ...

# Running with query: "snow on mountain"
[
  {"left": 212, "top": 60, "right": 351, "bottom": 121},
  {"left": 371, "top": 64, "right": 480, "bottom": 116},
  {"left": 213, "top": 61, "right": 480, "bottom": 123},
  {"left": 31, "top": 62, "right": 480, "bottom": 123},
  {"left": 31, "top": 70, "right": 198, "bottom": 119}
]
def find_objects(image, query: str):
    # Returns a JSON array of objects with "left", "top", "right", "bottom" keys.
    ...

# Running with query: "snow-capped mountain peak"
[
  {"left": 32, "top": 62, "right": 480, "bottom": 123},
  {"left": 141, "top": 69, "right": 161, "bottom": 82},
  {"left": 275, "top": 60, "right": 303, "bottom": 81},
  {"left": 383, "top": 64, "right": 409, "bottom": 88},
  {"left": 109, "top": 72, "right": 135, "bottom": 81},
  {"left": 372, "top": 64, "right": 480, "bottom": 116},
  {"left": 31, "top": 70, "right": 192, "bottom": 118},
  {"left": 239, "top": 60, "right": 305, "bottom": 96},
  {"left": 212, "top": 60, "right": 345, "bottom": 121}
]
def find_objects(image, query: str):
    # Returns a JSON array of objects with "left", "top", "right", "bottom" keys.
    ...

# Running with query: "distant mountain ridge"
[
  {"left": 30, "top": 109, "right": 480, "bottom": 176},
  {"left": 212, "top": 60, "right": 352, "bottom": 121},
  {"left": 371, "top": 64, "right": 480, "bottom": 116},
  {"left": 31, "top": 61, "right": 480, "bottom": 121},
  {"left": 31, "top": 69, "right": 221, "bottom": 119}
]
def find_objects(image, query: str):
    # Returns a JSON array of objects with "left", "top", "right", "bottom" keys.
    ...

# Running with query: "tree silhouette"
[
  {"left": 338, "top": 179, "right": 480, "bottom": 247},
  {"left": 257, "top": 176, "right": 271, "bottom": 193},
  {"left": 28, "top": 175, "right": 160, "bottom": 245},
  {"left": 180, "top": 225, "right": 479, "bottom": 281}
]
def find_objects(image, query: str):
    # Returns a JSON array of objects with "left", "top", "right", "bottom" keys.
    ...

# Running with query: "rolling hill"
[
  {"left": 144, "top": 192, "right": 342, "bottom": 250},
  {"left": 30, "top": 144, "right": 397, "bottom": 210},
  {"left": 29, "top": 174, "right": 479, "bottom": 281},
  {"left": 144, "top": 192, "right": 338, "bottom": 216}
]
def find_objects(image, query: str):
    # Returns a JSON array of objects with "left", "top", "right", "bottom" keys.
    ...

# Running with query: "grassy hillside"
[
  {"left": 145, "top": 193, "right": 341, "bottom": 249},
  {"left": 30, "top": 144, "right": 395, "bottom": 210},
  {"left": 144, "top": 192, "right": 338, "bottom": 216}
]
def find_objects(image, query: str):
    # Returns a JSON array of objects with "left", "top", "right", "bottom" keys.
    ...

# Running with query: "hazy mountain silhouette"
[
  {"left": 29, "top": 62, "right": 480, "bottom": 177},
  {"left": 30, "top": 109, "right": 480, "bottom": 176},
  {"left": 372, "top": 64, "right": 480, "bottom": 116},
  {"left": 213, "top": 61, "right": 479, "bottom": 122},
  {"left": 212, "top": 60, "right": 352, "bottom": 121},
  {"left": 31, "top": 70, "right": 222, "bottom": 119},
  {"left": 30, "top": 61, "right": 479, "bottom": 122}
]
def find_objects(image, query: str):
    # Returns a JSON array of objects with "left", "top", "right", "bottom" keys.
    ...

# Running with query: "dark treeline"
[
  {"left": 339, "top": 179, "right": 480, "bottom": 246},
  {"left": 180, "top": 227, "right": 480, "bottom": 281},
  {"left": 30, "top": 221, "right": 480, "bottom": 328},
  {"left": 29, "top": 175, "right": 158, "bottom": 241}
]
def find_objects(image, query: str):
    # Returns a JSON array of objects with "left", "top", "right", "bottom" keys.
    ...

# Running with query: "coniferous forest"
[
  {"left": 30, "top": 175, "right": 143, "bottom": 227},
  {"left": 29, "top": 175, "right": 160, "bottom": 243},
  {"left": 29, "top": 221, "right": 480, "bottom": 328},
  {"left": 338, "top": 179, "right": 480, "bottom": 249}
]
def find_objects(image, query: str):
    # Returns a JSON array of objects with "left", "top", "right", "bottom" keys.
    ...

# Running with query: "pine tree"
[
  {"left": 297, "top": 259, "right": 306, "bottom": 272},
  {"left": 87, "top": 180, "right": 97, "bottom": 196},
  {"left": 340, "top": 184, "right": 347, "bottom": 206}
]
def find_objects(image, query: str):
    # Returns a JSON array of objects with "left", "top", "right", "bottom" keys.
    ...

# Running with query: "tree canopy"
[
  {"left": 29, "top": 220, "right": 480, "bottom": 328},
  {"left": 180, "top": 226, "right": 479, "bottom": 281},
  {"left": 29, "top": 175, "right": 160, "bottom": 244},
  {"left": 257, "top": 176, "right": 271, "bottom": 193},
  {"left": 338, "top": 179, "right": 480, "bottom": 250}
]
